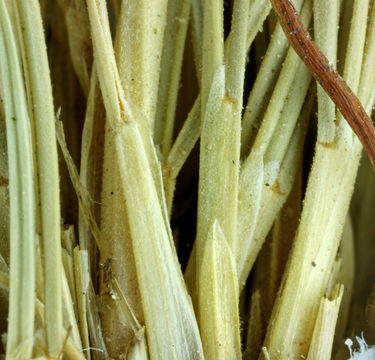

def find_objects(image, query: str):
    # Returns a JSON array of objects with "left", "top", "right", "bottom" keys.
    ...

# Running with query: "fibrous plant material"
[
  {"left": 307, "top": 285, "right": 344, "bottom": 359},
  {"left": 0, "top": 2, "right": 35, "bottom": 357},
  {"left": 86, "top": 1, "right": 203, "bottom": 359},
  {"left": 236, "top": 0, "right": 312, "bottom": 288},
  {"left": 1, "top": 0, "right": 375, "bottom": 359},
  {"left": 270, "top": 0, "right": 375, "bottom": 168},
  {"left": 263, "top": 0, "right": 375, "bottom": 358},
  {"left": 13, "top": 0, "right": 63, "bottom": 356}
]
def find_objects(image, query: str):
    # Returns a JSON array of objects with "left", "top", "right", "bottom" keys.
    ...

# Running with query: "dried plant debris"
[{"left": 0, "top": 0, "right": 375, "bottom": 359}]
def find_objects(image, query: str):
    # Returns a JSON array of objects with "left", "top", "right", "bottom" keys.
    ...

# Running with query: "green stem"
[
  {"left": 154, "top": 0, "right": 192, "bottom": 156},
  {"left": 15, "top": 0, "right": 62, "bottom": 355},
  {"left": 0, "top": 2, "right": 35, "bottom": 357}
]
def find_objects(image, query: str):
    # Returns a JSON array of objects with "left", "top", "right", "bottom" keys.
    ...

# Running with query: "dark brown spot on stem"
[{"left": 0, "top": 176, "right": 9, "bottom": 187}]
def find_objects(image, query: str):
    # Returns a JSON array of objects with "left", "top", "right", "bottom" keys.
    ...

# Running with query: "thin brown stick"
[{"left": 270, "top": 0, "right": 375, "bottom": 168}]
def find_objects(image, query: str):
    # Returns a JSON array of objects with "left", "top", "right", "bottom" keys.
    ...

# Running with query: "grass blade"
[
  {"left": 0, "top": 2, "right": 35, "bottom": 357},
  {"left": 14, "top": 0, "right": 63, "bottom": 354}
]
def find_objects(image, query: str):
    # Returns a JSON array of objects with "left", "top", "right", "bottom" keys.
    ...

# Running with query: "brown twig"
[{"left": 270, "top": 0, "right": 375, "bottom": 168}]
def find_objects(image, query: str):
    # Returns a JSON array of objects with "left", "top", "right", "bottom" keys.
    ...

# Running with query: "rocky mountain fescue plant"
[{"left": 0, "top": 0, "right": 375, "bottom": 359}]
